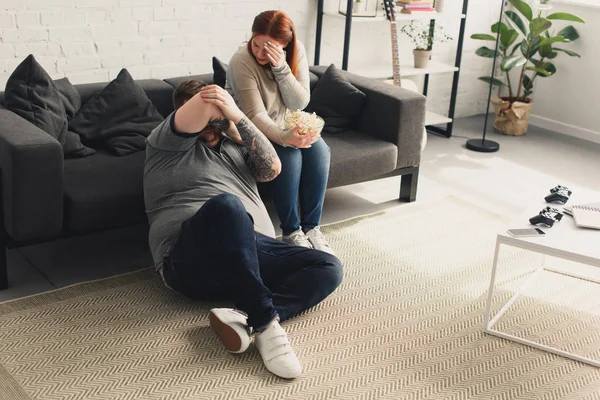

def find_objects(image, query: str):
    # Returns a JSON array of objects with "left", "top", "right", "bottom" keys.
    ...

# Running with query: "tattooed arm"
[
  {"left": 223, "top": 119, "right": 243, "bottom": 145},
  {"left": 200, "top": 85, "right": 281, "bottom": 182},
  {"left": 235, "top": 116, "right": 281, "bottom": 182}
]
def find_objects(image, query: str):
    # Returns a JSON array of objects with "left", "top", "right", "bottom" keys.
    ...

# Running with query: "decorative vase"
[
  {"left": 413, "top": 49, "right": 431, "bottom": 68},
  {"left": 434, "top": 0, "right": 444, "bottom": 13},
  {"left": 353, "top": 1, "right": 366, "bottom": 13},
  {"left": 491, "top": 96, "right": 535, "bottom": 136}
]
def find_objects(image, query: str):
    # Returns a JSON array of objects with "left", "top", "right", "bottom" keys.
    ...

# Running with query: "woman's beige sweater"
[{"left": 226, "top": 40, "right": 310, "bottom": 145}]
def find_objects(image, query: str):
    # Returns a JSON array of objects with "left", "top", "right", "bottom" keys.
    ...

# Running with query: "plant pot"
[
  {"left": 491, "top": 95, "right": 535, "bottom": 136},
  {"left": 353, "top": 1, "right": 366, "bottom": 13},
  {"left": 413, "top": 49, "right": 431, "bottom": 68}
]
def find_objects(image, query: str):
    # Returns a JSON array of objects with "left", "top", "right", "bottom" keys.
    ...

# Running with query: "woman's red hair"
[{"left": 247, "top": 10, "right": 299, "bottom": 77}]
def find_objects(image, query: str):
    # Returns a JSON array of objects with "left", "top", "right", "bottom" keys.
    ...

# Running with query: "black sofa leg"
[
  {"left": 399, "top": 166, "right": 419, "bottom": 203},
  {"left": 0, "top": 173, "right": 7, "bottom": 290},
  {"left": 0, "top": 239, "right": 6, "bottom": 290}
]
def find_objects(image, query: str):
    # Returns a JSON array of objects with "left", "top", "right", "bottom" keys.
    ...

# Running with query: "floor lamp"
[{"left": 466, "top": 0, "right": 507, "bottom": 153}]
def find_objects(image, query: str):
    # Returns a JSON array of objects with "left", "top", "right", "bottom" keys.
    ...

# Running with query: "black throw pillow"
[
  {"left": 212, "top": 57, "right": 228, "bottom": 88},
  {"left": 54, "top": 77, "right": 81, "bottom": 119},
  {"left": 69, "top": 68, "right": 164, "bottom": 156},
  {"left": 4, "top": 54, "right": 94, "bottom": 158},
  {"left": 306, "top": 64, "right": 366, "bottom": 134}
]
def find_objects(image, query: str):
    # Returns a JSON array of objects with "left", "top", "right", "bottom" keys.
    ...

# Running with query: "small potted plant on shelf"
[
  {"left": 471, "top": 0, "right": 584, "bottom": 136},
  {"left": 353, "top": 0, "right": 366, "bottom": 14},
  {"left": 399, "top": 21, "right": 453, "bottom": 69}
]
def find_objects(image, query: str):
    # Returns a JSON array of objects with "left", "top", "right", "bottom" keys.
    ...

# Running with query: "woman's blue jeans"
[
  {"left": 272, "top": 138, "right": 331, "bottom": 235},
  {"left": 162, "top": 193, "right": 343, "bottom": 330}
]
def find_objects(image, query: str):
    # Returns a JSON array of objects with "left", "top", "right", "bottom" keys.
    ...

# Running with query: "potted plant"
[
  {"left": 399, "top": 21, "right": 453, "bottom": 69},
  {"left": 353, "top": 0, "right": 366, "bottom": 14},
  {"left": 434, "top": 0, "right": 445, "bottom": 13},
  {"left": 472, "top": 0, "right": 584, "bottom": 135}
]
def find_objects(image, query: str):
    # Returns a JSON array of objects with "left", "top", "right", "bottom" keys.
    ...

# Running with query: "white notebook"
[{"left": 572, "top": 202, "right": 600, "bottom": 230}]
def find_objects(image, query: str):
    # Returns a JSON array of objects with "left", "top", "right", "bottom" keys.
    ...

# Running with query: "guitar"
[
  {"left": 381, "top": 0, "right": 419, "bottom": 93},
  {"left": 382, "top": 0, "right": 427, "bottom": 148}
]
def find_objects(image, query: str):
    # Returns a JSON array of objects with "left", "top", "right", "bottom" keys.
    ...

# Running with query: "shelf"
[
  {"left": 397, "top": 62, "right": 458, "bottom": 77},
  {"left": 425, "top": 111, "right": 452, "bottom": 126},
  {"left": 323, "top": 11, "right": 465, "bottom": 22},
  {"left": 315, "top": 0, "right": 468, "bottom": 137},
  {"left": 395, "top": 12, "right": 466, "bottom": 21},
  {"left": 347, "top": 62, "right": 458, "bottom": 79},
  {"left": 325, "top": 12, "right": 386, "bottom": 22}
]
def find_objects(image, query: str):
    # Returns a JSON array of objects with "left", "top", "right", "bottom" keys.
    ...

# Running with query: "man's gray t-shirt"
[{"left": 144, "top": 112, "right": 276, "bottom": 270}]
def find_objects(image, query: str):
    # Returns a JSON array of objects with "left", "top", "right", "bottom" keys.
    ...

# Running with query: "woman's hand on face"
[
  {"left": 199, "top": 85, "right": 244, "bottom": 123},
  {"left": 285, "top": 127, "right": 320, "bottom": 149},
  {"left": 265, "top": 41, "right": 286, "bottom": 69}
]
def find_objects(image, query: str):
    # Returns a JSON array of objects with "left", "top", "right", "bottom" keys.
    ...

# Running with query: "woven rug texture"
[{"left": 1, "top": 196, "right": 599, "bottom": 400}]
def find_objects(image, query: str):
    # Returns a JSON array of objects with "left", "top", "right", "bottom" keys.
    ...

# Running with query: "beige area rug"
[{"left": 1, "top": 197, "right": 600, "bottom": 400}]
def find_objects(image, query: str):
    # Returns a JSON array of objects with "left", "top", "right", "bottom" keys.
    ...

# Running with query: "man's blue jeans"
[
  {"left": 162, "top": 193, "right": 343, "bottom": 329},
  {"left": 273, "top": 138, "right": 331, "bottom": 235}
]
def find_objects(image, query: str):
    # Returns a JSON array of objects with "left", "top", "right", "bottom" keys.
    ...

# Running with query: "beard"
[
  {"left": 198, "top": 128, "right": 220, "bottom": 143},
  {"left": 199, "top": 118, "right": 229, "bottom": 145}
]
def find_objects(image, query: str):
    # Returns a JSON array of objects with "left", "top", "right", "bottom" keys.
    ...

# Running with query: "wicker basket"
[{"left": 491, "top": 96, "right": 534, "bottom": 136}]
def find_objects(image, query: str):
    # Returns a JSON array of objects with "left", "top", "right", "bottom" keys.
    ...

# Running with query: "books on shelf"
[
  {"left": 396, "top": 1, "right": 436, "bottom": 13},
  {"left": 403, "top": 3, "right": 434, "bottom": 8},
  {"left": 401, "top": 8, "right": 436, "bottom": 13},
  {"left": 572, "top": 202, "right": 600, "bottom": 230},
  {"left": 396, "top": 0, "right": 431, "bottom": 4}
]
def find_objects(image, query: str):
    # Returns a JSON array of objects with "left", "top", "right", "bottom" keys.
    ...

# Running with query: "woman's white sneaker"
[
  {"left": 255, "top": 319, "right": 302, "bottom": 379},
  {"left": 305, "top": 227, "right": 335, "bottom": 255},
  {"left": 209, "top": 308, "right": 251, "bottom": 354},
  {"left": 282, "top": 228, "right": 313, "bottom": 249}
]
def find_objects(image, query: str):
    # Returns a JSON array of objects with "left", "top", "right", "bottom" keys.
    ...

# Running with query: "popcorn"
[{"left": 284, "top": 110, "right": 324, "bottom": 136}]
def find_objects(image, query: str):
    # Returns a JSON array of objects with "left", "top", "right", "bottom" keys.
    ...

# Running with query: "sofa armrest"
[
  {"left": 0, "top": 105, "right": 64, "bottom": 242},
  {"left": 309, "top": 66, "right": 426, "bottom": 169}
]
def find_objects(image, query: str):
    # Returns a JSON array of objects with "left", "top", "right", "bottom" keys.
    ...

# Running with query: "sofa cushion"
[
  {"left": 63, "top": 150, "right": 147, "bottom": 234},
  {"left": 75, "top": 79, "right": 174, "bottom": 118},
  {"left": 306, "top": 64, "right": 366, "bottom": 134},
  {"left": 69, "top": 69, "right": 164, "bottom": 156},
  {"left": 54, "top": 77, "right": 81, "bottom": 119},
  {"left": 212, "top": 57, "right": 228, "bottom": 88},
  {"left": 309, "top": 72, "right": 319, "bottom": 91},
  {"left": 323, "top": 130, "right": 397, "bottom": 188},
  {"left": 3, "top": 54, "right": 95, "bottom": 158}
]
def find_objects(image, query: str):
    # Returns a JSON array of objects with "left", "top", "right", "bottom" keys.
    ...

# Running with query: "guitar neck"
[{"left": 390, "top": 21, "right": 401, "bottom": 86}]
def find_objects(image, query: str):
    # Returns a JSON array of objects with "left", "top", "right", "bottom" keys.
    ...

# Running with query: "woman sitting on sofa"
[{"left": 226, "top": 10, "right": 335, "bottom": 255}]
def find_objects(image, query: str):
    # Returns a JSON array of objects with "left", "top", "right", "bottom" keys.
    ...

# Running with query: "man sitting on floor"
[{"left": 143, "top": 79, "right": 343, "bottom": 379}]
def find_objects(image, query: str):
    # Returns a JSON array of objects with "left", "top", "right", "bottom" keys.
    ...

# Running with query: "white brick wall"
[{"left": 0, "top": 0, "right": 497, "bottom": 118}]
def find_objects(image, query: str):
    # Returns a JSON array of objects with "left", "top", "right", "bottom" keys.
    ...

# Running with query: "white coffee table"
[{"left": 484, "top": 209, "right": 600, "bottom": 367}]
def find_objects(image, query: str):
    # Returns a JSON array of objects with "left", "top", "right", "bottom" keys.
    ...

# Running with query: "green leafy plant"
[
  {"left": 471, "top": 0, "right": 584, "bottom": 103},
  {"left": 400, "top": 21, "right": 453, "bottom": 51}
]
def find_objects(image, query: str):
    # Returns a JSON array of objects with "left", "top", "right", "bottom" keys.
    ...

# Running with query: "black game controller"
[
  {"left": 544, "top": 185, "right": 572, "bottom": 205},
  {"left": 529, "top": 206, "right": 563, "bottom": 227}
]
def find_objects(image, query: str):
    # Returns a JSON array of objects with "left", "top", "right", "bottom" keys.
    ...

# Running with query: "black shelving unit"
[{"left": 314, "top": 0, "right": 470, "bottom": 138}]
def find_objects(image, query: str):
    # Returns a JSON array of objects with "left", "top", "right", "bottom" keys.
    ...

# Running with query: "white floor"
[{"left": 2, "top": 115, "right": 599, "bottom": 302}]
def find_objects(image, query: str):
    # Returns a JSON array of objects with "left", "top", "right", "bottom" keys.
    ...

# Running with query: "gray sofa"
[{"left": 0, "top": 65, "right": 426, "bottom": 290}]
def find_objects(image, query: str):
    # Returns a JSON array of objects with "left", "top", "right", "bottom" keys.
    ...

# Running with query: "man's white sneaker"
[
  {"left": 209, "top": 308, "right": 251, "bottom": 354},
  {"left": 305, "top": 227, "right": 335, "bottom": 256},
  {"left": 255, "top": 319, "right": 302, "bottom": 379},
  {"left": 282, "top": 228, "right": 313, "bottom": 249}
]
